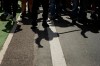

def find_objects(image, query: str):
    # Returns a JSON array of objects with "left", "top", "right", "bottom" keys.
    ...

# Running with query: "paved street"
[{"left": 0, "top": 11, "right": 100, "bottom": 66}]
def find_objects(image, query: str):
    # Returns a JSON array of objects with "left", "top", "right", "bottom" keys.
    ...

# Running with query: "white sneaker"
[{"left": 6, "top": 14, "right": 13, "bottom": 20}]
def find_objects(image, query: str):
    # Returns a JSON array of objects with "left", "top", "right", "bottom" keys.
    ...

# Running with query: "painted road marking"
[
  {"left": 0, "top": 13, "right": 67, "bottom": 66},
  {"left": 0, "top": 14, "right": 21, "bottom": 64},
  {"left": 47, "top": 19, "right": 67, "bottom": 66}
]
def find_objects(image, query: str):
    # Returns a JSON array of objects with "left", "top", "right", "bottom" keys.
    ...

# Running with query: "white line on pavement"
[
  {"left": 47, "top": 19, "right": 67, "bottom": 66},
  {"left": 0, "top": 14, "right": 21, "bottom": 64}
]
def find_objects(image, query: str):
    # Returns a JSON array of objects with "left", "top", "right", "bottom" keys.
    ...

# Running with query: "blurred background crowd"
[{"left": 0, "top": 0, "right": 100, "bottom": 28}]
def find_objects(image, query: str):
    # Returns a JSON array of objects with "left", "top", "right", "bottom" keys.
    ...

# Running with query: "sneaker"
[{"left": 6, "top": 14, "right": 13, "bottom": 20}]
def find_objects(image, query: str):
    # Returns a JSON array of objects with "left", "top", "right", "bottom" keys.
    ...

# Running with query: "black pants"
[
  {"left": 3, "top": 0, "right": 18, "bottom": 17},
  {"left": 0, "top": 0, "right": 3, "bottom": 9},
  {"left": 9, "top": 0, "right": 18, "bottom": 17},
  {"left": 72, "top": 0, "right": 88, "bottom": 19},
  {"left": 2, "top": 0, "right": 9, "bottom": 12},
  {"left": 32, "top": 0, "right": 49, "bottom": 25},
  {"left": 79, "top": 0, "right": 88, "bottom": 19},
  {"left": 97, "top": 0, "right": 100, "bottom": 19}
]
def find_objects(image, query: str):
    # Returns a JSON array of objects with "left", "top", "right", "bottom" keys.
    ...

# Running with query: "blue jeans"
[
  {"left": 49, "top": 0, "right": 56, "bottom": 17},
  {"left": 49, "top": 0, "right": 61, "bottom": 17}
]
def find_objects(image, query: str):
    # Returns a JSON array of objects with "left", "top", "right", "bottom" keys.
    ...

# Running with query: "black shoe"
[{"left": 42, "top": 23, "right": 49, "bottom": 28}]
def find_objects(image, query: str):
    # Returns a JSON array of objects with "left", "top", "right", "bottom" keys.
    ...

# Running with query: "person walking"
[
  {"left": 31, "top": 0, "right": 49, "bottom": 28},
  {"left": 1, "top": 0, "right": 18, "bottom": 22},
  {"left": 49, "top": 0, "right": 61, "bottom": 20},
  {"left": 20, "top": 0, "right": 33, "bottom": 19},
  {"left": 10, "top": 0, "right": 18, "bottom": 22},
  {"left": 71, "top": 0, "right": 88, "bottom": 25}
]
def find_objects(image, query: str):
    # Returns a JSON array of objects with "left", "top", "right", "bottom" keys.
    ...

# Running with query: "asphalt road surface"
[{"left": 0, "top": 11, "right": 100, "bottom": 66}]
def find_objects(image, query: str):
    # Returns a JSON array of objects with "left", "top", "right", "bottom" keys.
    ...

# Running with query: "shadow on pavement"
[
  {"left": 2, "top": 20, "right": 22, "bottom": 33},
  {"left": 31, "top": 27, "right": 59, "bottom": 48},
  {"left": 14, "top": 24, "right": 22, "bottom": 33},
  {"left": 75, "top": 19, "right": 100, "bottom": 38},
  {"left": 2, "top": 20, "right": 13, "bottom": 33},
  {"left": 51, "top": 16, "right": 73, "bottom": 27}
]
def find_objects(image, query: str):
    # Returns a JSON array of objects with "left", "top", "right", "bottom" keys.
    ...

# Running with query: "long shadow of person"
[
  {"left": 14, "top": 24, "right": 22, "bottom": 33},
  {"left": 2, "top": 20, "right": 13, "bottom": 33},
  {"left": 2, "top": 20, "right": 22, "bottom": 33},
  {"left": 75, "top": 19, "right": 99, "bottom": 38},
  {"left": 52, "top": 16, "right": 73, "bottom": 27},
  {"left": 32, "top": 27, "right": 59, "bottom": 48}
]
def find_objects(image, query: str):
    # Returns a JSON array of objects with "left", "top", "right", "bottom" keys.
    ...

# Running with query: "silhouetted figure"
[
  {"left": 20, "top": 0, "right": 33, "bottom": 19},
  {"left": 71, "top": 0, "right": 88, "bottom": 25},
  {"left": 31, "top": 0, "right": 49, "bottom": 29}
]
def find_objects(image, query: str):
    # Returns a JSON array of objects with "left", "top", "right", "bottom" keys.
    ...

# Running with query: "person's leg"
[
  {"left": 31, "top": 0, "right": 39, "bottom": 28},
  {"left": 12, "top": 0, "right": 18, "bottom": 22},
  {"left": 1, "top": 0, "right": 12, "bottom": 20},
  {"left": 27, "top": 0, "right": 33, "bottom": 18},
  {"left": 0, "top": 0, "right": 2, "bottom": 10},
  {"left": 12, "top": 0, "right": 18, "bottom": 17},
  {"left": 5, "top": 0, "right": 13, "bottom": 20},
  {"left": 66, "top": 0, "right": 71, "bottom": 9},
  {"left": 79, "top": 0, "right": 88, "bottom": 25},
  {"left": 79, "top": 0, "right": 87, "bottom": 19},
  {"left": 61, "top": 0, "right": 67, "bottom": 11},
  {"left": 3, "top": 0, "right": 9, "bottom": 13},
  {"left": 90, "top": 0, "right": 97, "bottom": 20},
  {"left": 71, "top": 0, "right": 79, "bottom": 24},
  {"left": 28, "top": 0, "right": 33, "bottom": 13},
  {"left": 21, "top": 0, "right": 27, "bottom": 18},
  {"left": 55, "top": 0, "right": 61, "bottom": 16},
  {"left": 41, "top": 0, "right": 49, "bottom": 28},
  {"left": 87, "top": 0, "right": 92, "bottom": 10},
  {"left": 97, "top": 0, "right": 100, "bottom": 19},
  {"left": 49, "top": 0, "right": 56, "bottom": 18}
]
